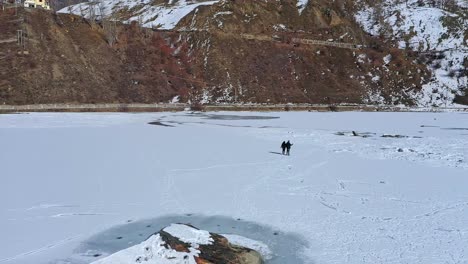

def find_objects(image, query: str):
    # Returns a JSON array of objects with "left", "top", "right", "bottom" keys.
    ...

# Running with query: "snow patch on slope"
[
  {"left": 58, "top": 0, "right": 220, "bottom": 30},
  {"left": 354, "top": 0, "right": 468, "bottom": 106},
  {"left": 297, "top": 0, "right": 308, "bottom": 14}
]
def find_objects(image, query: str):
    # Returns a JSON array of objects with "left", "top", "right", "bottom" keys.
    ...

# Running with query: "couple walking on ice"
[{"left": 281, "top": 141, "right": 293, "bottom": 155}]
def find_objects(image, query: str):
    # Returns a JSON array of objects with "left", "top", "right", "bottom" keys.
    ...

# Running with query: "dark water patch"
[
  {"left": 381, "top": 134, "right": 409, "bottom": 138},
  {"left": 334, "top": 131, "right": 375, "bottom": 138},
  {"left": 166, "top": 120, "right": 186, "bottom": 125},
  {"left": 356, "top": 132, "right": 375, "bottom": 138},
  {"left": 0, "top": 112, "right": 28, "bottom": 115},
  {"left": 212, "top": 123, "right": 252, "bottom": 128},
  {"left": 163, "top": 120, "right": 277, "bottom": 129},
  {"left": 381, "top": 134, "right": 422, "bottom": 139},
  {"left": 62, "top": 215, "right": 310, "bottom": 264},
  {"left": 166, "top": 120, "right": 249, "bottom": 128},
  {"left": 335, "top": 131, "right": 421, "bottom": 139},
  {"left": 203, "top": 114, "right": 280, "bottom": 120},
  {"left": 442, "top": 127, "right": 468, "bottom": 131},
  {"left": 148, "top": 121, "right": 175, "bottom": 127},
  {"left": 181, "top": 113, "right": 280, "bottom": 121},
  {"left": 167, "top": 121, "right": 206, "bottom": 126}
]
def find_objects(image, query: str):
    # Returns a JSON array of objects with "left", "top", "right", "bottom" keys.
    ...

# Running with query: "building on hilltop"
[{"left": 24, "top": 0, "right": 50, "bottom": 10}]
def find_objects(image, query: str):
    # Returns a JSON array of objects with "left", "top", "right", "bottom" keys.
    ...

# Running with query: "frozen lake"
[{"left": 1, "top": 111, "right": 467, "bottom": 264}]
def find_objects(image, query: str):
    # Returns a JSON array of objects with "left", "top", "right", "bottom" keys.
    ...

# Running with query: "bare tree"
[
  {"left": 48, "top": 0, "right": 60, "bottom": 12},
  {"left": 66, "top": 0, "right": 73, "bottom": 13},
  {"left": 97, "top": 0, "right": 105, "bottom": 20},
  {"left": 88, "top": 1, "right": 97, "bottom": 24},
  {"left": 424, "top": 0, "right": 458, "bottom": 11},
  {"left": 103, "top": 10, "right": 118, "bottom": 46},
  {"left": 78, "top": 3, "right": 86, "bottom": 18},
  {"left": 137, "top": 15, "right": 143, "bottom": 27}
]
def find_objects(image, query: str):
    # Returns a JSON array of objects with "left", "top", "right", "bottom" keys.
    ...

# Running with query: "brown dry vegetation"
[{"left": 0, "top": 1, "right": 436, "bottom": 105}]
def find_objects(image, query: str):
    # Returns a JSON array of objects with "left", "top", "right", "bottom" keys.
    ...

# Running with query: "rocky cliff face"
[{"left": 0, "top": 0, "right": 465, "bottom": 106}]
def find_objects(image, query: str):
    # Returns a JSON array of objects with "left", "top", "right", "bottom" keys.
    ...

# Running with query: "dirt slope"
[{"left": 0, "top": 1, "right": 434, "bottom": 105}]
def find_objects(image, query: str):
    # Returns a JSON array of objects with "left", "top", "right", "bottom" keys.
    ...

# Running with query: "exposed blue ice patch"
[{"left": 57, "top": 215, "right": 310, "bottom": 264}]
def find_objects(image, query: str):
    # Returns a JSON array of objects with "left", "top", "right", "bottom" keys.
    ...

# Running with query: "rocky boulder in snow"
[{"left": 91, "top": 223, "right": 264, "bottom": 264}]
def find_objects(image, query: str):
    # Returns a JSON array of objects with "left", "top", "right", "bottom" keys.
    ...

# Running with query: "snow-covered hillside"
[
  {"left": 355, "top": 0, "right": 468, "bottom": 106},
  {"left": 58, "top": 0, "right": 220, "bottom": 29}
]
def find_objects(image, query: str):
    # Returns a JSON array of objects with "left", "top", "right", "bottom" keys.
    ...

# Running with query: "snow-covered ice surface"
[{"left": 1, "top": 112, "right": 468, "bottom": 264}]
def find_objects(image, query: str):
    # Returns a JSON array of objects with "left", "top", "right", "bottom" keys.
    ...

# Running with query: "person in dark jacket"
[
  {"left": 281, "top": 141, "right": 287, "bottom": 155},
  {"left": 285, "top": 140, "right": 293, "bottom": 156}
]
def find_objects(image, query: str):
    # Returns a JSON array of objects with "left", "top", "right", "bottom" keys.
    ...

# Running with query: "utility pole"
[
  {"left": 445, "top": 85, "right": 448, "bottom": 108},
  {"left": 234, "top": 84, "right": 237, "bottom": 103},
  {"left": 17, "top": 30, "right": 23, "bottom": 47},
  {"left": 17, "top": 28, "right": 26, "bottom": 51}
]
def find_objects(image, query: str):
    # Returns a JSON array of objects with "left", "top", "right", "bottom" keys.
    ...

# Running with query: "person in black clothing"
[
  {"left": 285, "top": 140, "right": 293, "bottom": 156},
  {"left": 281, "top": 141, "right": 287, "bottom": 155}
]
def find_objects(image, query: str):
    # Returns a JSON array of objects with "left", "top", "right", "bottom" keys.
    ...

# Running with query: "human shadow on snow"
[{"left": 269, "top": 151, "right": 284, "bottom": 155}]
